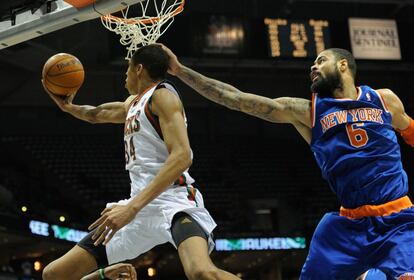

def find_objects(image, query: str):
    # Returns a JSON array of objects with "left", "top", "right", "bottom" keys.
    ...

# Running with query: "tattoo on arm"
[
  {"left": 179, "top": 66, "right": 311, "bottom": 124},
  {"left": 180, "top": 66, "right": 244, "bottom": 110}
]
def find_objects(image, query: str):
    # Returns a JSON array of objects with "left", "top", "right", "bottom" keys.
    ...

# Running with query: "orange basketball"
[{"left": 42, "top": 53, "right": 84, "bottom": 96}]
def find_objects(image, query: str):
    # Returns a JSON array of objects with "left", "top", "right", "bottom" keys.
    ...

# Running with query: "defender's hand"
[
  {"left": 89, "top": 204, "right": 136, "bottom": 246},
  {"left": 157, "top": 44, "right": 182, "bottom": 76}
]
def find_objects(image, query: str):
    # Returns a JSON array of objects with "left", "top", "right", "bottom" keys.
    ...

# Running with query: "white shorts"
[{"left": 105, "top": 186, "right": 217, "bottom": 264}]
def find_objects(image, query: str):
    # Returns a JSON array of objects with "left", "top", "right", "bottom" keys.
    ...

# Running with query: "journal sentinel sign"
[
  {"left": 348, "top": 18, "right": 401, "bottom": 60},
  {"left": 29, "top": 220, "right": 88, "bottom": 243},
  {"left": 215, "top": 237, "right": 306, "bottom": 251}
]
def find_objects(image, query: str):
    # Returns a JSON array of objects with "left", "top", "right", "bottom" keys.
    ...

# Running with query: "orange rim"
[{"left": 101, "top": 0, "right": 185, "bottom": 25}]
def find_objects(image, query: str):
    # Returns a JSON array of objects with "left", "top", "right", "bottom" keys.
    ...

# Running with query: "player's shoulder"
[
  {"left": 374, "top": 88, "right": 405, "bottom": 115},
  {"left": 375, "top": 88, "right": 395, "bottom": 96},
  {"left": 375, "top": 88, "right": 401, "bottom": 104},
  {"left": 152, "top": 87, "right": 183, "bottom": 116},
  {"left": 153, "top": 87, "right": 182, "bottom": 108},
  {"left": 123, "top": 94, "right": 144, "bottom": 114},
  {"left": 155, "top": 80, "right": 178, "bottom": 91},
  {"left": 125, "top": 94, "right": 136, "bottom": 103},
  {"left": 153, "top": 81, "right": 181, "bottom": 103},
  {"left": 124, "top": 94, "right": 138, "bottom": 110}
]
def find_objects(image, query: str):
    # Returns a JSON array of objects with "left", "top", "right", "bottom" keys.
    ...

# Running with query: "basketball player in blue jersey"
[
  {"left": 41, "top": 45, "right": 241, "bottom": 280},
  {"left": 160, "top": 44, "right": 414, "bottom": 279}
]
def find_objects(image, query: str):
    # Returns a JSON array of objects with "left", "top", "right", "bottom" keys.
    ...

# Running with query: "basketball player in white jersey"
[{"left": 42, "top": 45, "right": 241, "bottom": 280}]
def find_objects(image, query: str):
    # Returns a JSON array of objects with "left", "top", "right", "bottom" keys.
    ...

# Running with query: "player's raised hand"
[
  {"left": 104, "top": 263, "right": 137, "bottom": 280},
  {"left": 88, "top": 204, "right": 137, "bottom": 246},
  {"left": 41, "top": 79, "right": 77, "bottom": 112},
  {"left": 156, "top": 43, "right": 182, "bottom": 76}
]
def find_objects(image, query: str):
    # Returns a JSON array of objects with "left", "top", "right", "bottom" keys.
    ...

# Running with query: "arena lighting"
[
  {"left": 59, "top": 215, "right": 66, "bottom": 222},
  {"left": 21, "top": 206, "right": 27, "bottom": 212},
  {"left": 29, "top": 220, "right": 88, "bottom": 242},
  {"left": 201, "top": 16, "right": 245, "bottom": 55},
  {"left": 215, "top": 237, "right": 306, "bottom": 251},
  {"left": 34, "top": 261, "right": 42, "bottom": 271},
  {"left": 147, "top": 267, "right": 156, "bottom": 277}
]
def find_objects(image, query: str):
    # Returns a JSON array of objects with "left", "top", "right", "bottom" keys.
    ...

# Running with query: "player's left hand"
[
  {"left": 88, "top": 204, "right": 137, "bottom": 246},
  {"left": 41, "top": 79, "right": 78, "bottom": 111},
  {"left": 105, "top": 263, "right": 137, "bottom": 280}
]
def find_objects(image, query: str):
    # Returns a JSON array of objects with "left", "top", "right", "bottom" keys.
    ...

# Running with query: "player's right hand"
[
  {"left": 104, "top": 263, "right": 137, "bottom": 280},
  {"left": 41, "top": 79, "right": 76, "bottom": 112},
  {"left": 156, "top": 43, "right": 182, "bottom": 76}
]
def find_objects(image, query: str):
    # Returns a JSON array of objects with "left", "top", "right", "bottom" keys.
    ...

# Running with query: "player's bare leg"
[
  {"left": 178, "top": 236, "right": 241, "bottom": 280},
  {"left": 42, "top": 245, "right": 98, "bottom": 280}
]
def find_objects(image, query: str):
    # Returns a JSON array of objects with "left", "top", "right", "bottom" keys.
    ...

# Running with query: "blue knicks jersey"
[{"left": 311, "top": 85, "right": 408, "bottom": 208}]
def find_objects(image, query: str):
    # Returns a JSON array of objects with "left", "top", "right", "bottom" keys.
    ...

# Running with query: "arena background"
[{"left": 0, "top": 0, "right": 414, "bottom": 279}]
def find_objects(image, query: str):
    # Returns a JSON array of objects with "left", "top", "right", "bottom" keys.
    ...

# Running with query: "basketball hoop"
[{"left": 101, "top": 0, "right": 185, "bottom": 60}]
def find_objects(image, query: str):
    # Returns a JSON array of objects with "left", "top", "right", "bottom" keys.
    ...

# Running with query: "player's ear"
[
  {"left": 135, "top": 64, "right": 144, "bottom": 75},
  {"left": 338, "top": 59, "right": 348, "bottom": 73}
]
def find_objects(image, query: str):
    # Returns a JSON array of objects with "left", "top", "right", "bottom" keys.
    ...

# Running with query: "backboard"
[{"left": 0, "top": 0, "right": 143, "bottom": 49}]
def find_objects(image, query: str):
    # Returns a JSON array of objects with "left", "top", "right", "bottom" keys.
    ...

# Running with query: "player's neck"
[
  {"left": 136, "top": 79, "right": 159, "bottom": 96},
  {"left": 332, "top": 80, "right": 357, "bottom": 100}
]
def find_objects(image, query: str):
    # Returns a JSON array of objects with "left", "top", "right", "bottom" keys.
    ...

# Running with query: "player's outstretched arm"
[
  {"left": 42, "top": 79, "right": 130, "bottom": 124},
  {"left": 159, "top": 44, "right": 311, "bottom": 124},
  {"left": 81, "top": 263, "right": 137, "bottom": 280},
  {"left": 378, "top": 88, "right": 414, "bottom": 147}
]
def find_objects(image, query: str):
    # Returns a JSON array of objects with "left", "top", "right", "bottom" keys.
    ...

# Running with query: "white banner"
[{"left": 348, "top": 18, "right": 401, "bottom": 60}]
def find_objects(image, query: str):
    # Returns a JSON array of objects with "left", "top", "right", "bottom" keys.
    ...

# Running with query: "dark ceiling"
[
  {"left": 2, "top": 0, "right": 414, "bottom": 69},
  {"left": 2, "top": 0, "right": 414, "bottom": 20}
]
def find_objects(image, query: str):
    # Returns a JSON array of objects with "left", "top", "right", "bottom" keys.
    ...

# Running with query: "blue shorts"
[{"left": 300, "top": 207, "right": 414, "bottom": 280}]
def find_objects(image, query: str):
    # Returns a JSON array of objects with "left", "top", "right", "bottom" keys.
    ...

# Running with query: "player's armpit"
[
  {"left": 270, "top": 97, "right": 312, "bottom": 126},
  {"left": 292, "top": 121, "right": 312, "bottom": 144}
]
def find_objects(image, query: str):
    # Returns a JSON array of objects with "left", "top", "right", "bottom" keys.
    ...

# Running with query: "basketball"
[{"left": 42, "top": 53, "right": 84, "bottom": 96}]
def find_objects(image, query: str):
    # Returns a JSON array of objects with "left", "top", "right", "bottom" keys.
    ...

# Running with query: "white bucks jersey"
[{"left": 124, "top": 81, "right": 195, "bottom": 196}]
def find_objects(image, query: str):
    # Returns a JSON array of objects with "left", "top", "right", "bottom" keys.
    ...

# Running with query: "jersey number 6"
[{"left": 346, "top": 123, "right": 369, "bottom": 148}]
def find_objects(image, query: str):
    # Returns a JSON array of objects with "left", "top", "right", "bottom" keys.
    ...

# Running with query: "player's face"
[
  {"left": 125, "top": 63, "right": 134, "bottom": 94},
  {"left": 125, "top": 62, "right": 141, "bottom": 95},
  {"left": 310, "top": 51, "right": 342, "bottom": 97}
]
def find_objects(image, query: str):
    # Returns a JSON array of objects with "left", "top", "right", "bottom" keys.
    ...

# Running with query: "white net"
[{"left": 101, "top": 0, "right": 184, "bottom": 60}]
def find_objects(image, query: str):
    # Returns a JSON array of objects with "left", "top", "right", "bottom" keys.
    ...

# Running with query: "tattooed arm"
[{"left": 160, "top": 44, "right": 313, "bottom": 143}]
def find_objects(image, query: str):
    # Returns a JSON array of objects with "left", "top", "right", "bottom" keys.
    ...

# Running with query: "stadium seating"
[{"left": 0, "top": 134, "right": 339, "bottom": 237}]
